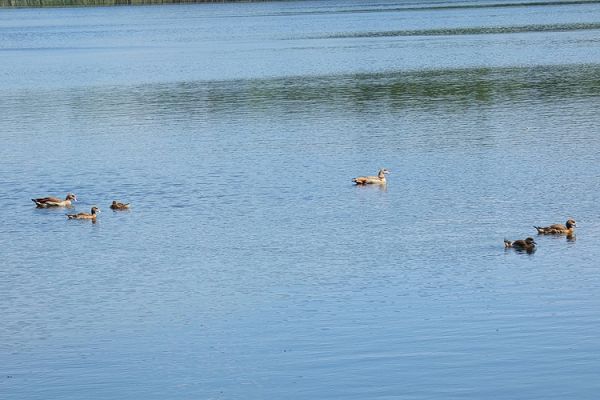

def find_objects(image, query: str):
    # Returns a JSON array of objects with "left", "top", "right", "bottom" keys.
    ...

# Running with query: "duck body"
[
  {"left": 67, "top": 207, "right": 100, "bottom": 220},
  {"left": 110, "top": 201, "right": 130, "bottom": 210},
  {"left": 504, "top": 237, "right": 537, "bottom": 253},
  {"left": 32, "top": 193, "right": 76, "bottom": 208},
  {"left": 534, "top": 219, "right": 576, "bottom": 235},
  {"left": 352, "top": 169, "right": 390, "bottom": 185}
]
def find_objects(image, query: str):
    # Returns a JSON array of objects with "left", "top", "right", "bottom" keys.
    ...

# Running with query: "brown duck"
[
  {"left": 110, "top": 201, "right": 130, "bottom": 210},
  {"left": 534, "top": 219, "right": 576, "bottom": 235},
  {"left": 504, "top": 237, "right": 537, "bottom": 252},
  {"left": 352, "top": 168, "right": 390, "bottom": 185},
  {"left": 32, "top": 193, "right": 77, "bottom": 208},
  {"left": 67, "top": 207, "right": 100, "bottom": 220}
]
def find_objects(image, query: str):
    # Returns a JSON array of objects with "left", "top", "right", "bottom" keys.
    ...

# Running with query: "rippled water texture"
[{"left": 1, "top": 1, "right": 600, "bottom": 399}]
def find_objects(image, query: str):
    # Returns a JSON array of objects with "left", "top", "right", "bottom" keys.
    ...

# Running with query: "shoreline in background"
[
  {"left": 4, "top": 0, "right": 600, "bottom": 9},
  {"left": 0, "top": 0, "right": 266, "bottom": 7}
]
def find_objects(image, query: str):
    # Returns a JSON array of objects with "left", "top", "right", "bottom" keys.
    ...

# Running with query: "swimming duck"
[
  {"left": 504, "top": 237, "right": 537, "bottom": 252},
  {"left": 32, "top": 193, "right": 77, "bottom": 208},
  {"left": 352, "top": 169, "right": 390, "bottom": 185},
  {"left": 534, "top": 219, "right": 576, "bottom": 235},
  {"left": 110, "top": 201, "right": 130, "bottom": 210},
  {"left": 67, "top": 207, "right": 100, "bottom": 220}
]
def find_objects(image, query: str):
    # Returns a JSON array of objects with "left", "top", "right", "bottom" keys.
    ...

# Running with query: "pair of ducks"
[
  {"left": 32, "top": 193, "right": 130, "bottom": 220},
  {"left": 66, "top": 201, "right": 130, "bottom": 220},
  {"left": 504, "top": 219, "right": 577, "bottom": 253}
]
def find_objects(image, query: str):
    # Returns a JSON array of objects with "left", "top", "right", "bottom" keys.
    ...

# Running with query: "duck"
[
  {"left": 32, "top": 193, "right": 77, "bottom": 208},
  {"left": 67, "top": 207, "right": 100, "bottom": 220},
  {"left": 534, "top": 219, "right": 576, "bottom": 235},
  {"left": 110, "top": 201, "right": 130, "bottom": 210},
  {"left": 504, "top": 237, "right": 537, "bottom": 253},
  {"left": 352, "top": 168, "right": 390, "bottom": 185}
]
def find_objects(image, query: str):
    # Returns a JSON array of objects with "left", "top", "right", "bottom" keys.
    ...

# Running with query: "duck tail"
[
  {"left": 533, "top": 226, "right": 543, "bottom": 234},
  {"left": 504, "top": 239, "right": 512, "bottom": 248},
  {"left": 66, "top": 214, "right": 75, "bottom": 219}
]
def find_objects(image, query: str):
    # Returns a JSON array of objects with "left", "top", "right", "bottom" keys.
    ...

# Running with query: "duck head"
[
  {"left": 378, "top": 168, "right": 390, "bottom": 178},
  {"left": 66, "top": 193, "right": 77, "bottom": 202},
  {"left": 566, "top": 219, "right": 576, "bottom": 229}
]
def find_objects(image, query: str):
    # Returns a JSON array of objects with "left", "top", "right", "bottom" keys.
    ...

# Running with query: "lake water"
[{"left": 2, "top": 0, "right": 600, "bottom": 398}]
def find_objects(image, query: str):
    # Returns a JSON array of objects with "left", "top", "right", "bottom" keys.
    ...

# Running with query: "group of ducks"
[
  {"left": 31, "top": 193, "right": 129, "bottom": 220},
  {"left": 352, "top": 168, "right": 577, "bottom": 254},
  {"left": 31, "top": 169, "right": 576, "bottom": 250},
  {"left": 503, "top": 219, "right": 576, "bottom": 253}
]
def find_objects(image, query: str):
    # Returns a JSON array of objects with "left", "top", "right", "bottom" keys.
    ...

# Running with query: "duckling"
[
  {"left": 504, "top": 237, "right": 537, "bottom": 252},
  {"left": 32, "top": 193, "right": 77, "bottom": 208},
  {"left": 110, "top": 201, "right": 130, "bottom": 210},
  {"left": 534, "top": 219, "right": 576, "bottom": 235},
  {"left": 67, "top": 207, "right": 100, "bottom": 220},
  {"left": 352, "top": 169, "right": 390, "bottom": 185}
]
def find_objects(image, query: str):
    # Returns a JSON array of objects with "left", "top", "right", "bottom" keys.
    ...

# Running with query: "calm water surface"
[{"left": 1, "top": 1, "right": 600, "bottom": 399}]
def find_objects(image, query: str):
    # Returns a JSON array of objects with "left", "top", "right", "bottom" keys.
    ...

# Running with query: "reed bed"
[{"left": 0, "top": 0, "right": 255, "bottom": 6}]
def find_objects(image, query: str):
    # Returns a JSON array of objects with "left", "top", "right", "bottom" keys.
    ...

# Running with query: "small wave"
[
  {"left": 322, "top": 22, "right": 600, "bottom": 39},
  {"left": 266, "top": 0, "right": 600, "bottom": 17}
]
